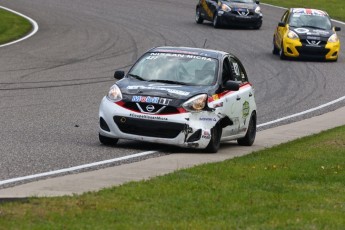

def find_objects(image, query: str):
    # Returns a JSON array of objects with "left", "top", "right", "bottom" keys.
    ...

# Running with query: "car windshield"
[
  {"left": 289, "top": 14, "right": 332, "bottom": 30},
  {"left": 128, "top": 52, "right": 218, "bottom": 86}
]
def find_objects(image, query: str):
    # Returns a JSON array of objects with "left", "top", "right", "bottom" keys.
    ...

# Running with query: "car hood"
[
  {"left": 117, "top": 78, "right": 214, "bottom": 101},
  {"left": 290, "top": 27, "right": 335, "bottom": 39},
  {"left": 224, "top": 2, "right": 256, "bottom": 10}
]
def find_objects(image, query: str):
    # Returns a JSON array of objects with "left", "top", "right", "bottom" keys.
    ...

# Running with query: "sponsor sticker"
[
  {"left": 242, "top": 101, "right": 250, "bottom": 118},
  {"left": 127, "top": 85, "right": 190, "bottom": 96},
  {"left": 129, "top": 113, "right": 168, "bottom": 121},
  {"left": 295, "top": 28, "right": 309, "bottom": 34},
  {"left": 149, "top": 53, "right": 213, "bottom": 61},
  {"left": 199, "top": 117, "right": 217, "bottom": 122},
  {"left": 131, "top": 96, "right": 172, "bottom": 105}
]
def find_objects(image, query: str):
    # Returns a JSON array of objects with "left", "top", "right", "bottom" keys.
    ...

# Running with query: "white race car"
[{"left": 99, "top": 46, "right": 257, "bottom": 153}]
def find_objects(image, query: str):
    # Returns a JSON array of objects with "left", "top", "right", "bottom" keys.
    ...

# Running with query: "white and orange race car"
[{"left": 99, "top": 47, "right": 257, "bottom": 153}]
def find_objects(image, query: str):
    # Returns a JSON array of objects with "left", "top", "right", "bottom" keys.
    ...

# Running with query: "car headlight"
[
  {"left": 328, "top": 34, "right": 339, "bottom": 43},
  {"left": 255, "top": 6, "right": 261, "bottom": 14},
  {"left": 287, "top": 30, "right": 299, "bottom": 39},
  {"left": 182, "top": 94, "right": 208, "bottom": 112},
  {"left": 107, "top": 84, "right": 122, "bottom": 102},
  {"left": 221, "top": 4, "right": 231, "bottom": 12}
]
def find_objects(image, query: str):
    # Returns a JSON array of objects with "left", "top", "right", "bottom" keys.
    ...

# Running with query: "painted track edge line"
[
  {"left": 0, "top": 6, "right": 39, "bottom": 48},
  {"left": 0, "top": 151, "right": 158, "bottom": 186},
  {"left": 258, "top": 95, "right": 345, "bottom": 128}
]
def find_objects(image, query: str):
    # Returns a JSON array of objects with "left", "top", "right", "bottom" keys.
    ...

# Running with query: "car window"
[
  {"left": 128, "top": 52, "right": 218, "bottom": 86},
  {"left": 221, "top": 57, "right": 233, "bottom": 86},
  {"left": 229, "top": 57, "right": 248, "bottom": 83},
  {"left": 289, "top": 13, "right": 332, "bottom": 30}
]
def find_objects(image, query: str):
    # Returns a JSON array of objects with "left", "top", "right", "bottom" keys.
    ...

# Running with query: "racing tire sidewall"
[
  {"left": 205, "top": 124, "right": 222, "bottom": 153},
  {"left": 99, "top": 133, "right": 119, "bottom": 146},
  {"left": 272, "top": 36, "right": 279, "bottom": 55},
  {"left": 237, "top": 112, "right": 256, "bottom": 146},
  {"left": 213, "top": 13, "right": 220, "bottom": 28},
  {"left": 196, "top": 7, "right": 204, "bottom": 24},
  {"left": 279, "top": 41, "right": 286, "bottom": 60}
]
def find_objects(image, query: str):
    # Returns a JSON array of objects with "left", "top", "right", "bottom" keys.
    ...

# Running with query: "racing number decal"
[{"left": 201, "top": 0, "right": 213, "bottom": 18}]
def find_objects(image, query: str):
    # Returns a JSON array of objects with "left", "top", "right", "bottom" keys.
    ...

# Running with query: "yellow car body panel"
[{"left": 325, "top": 40, "right": 341, "bottom": 60}]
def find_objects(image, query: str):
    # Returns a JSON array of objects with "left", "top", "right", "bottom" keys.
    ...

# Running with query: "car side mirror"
[
  {"left": 335, "top": 26, "right": 341, "bottom": 32},
  {"left": 114, "top": 70, "right": 125, "bottom": 80},
  {"left": 256, "top": 0, "right": 260, "bottom": 4},
  {"left": 224, "top": 80, "right": 240, "bottom": 91},
  {"left": 278, "top": 22, "right": 286, "bottom": 27}
]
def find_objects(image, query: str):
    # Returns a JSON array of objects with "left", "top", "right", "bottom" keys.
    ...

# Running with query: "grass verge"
[
  {"left": 0, "top": 8, "right": 32, "bottom": 45},
  {"left": 0, "top": 126, "right": 344, "bottom": 229},
  {"left": 263, "top": 0, "right": 345, "bottom": 22}
]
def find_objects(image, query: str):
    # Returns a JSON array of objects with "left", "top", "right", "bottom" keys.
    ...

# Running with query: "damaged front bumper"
[{"left": 99, "top": 97, "right": 223, "bottom": 149}]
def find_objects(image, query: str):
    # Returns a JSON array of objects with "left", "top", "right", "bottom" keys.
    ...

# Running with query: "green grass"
[
  {"left": 0, "top": 8, "right": 32, "bottom": 45},
  {"left": 263, "top": 0, "right": 345, "bottom": 21},
  {"left": 0, "top": 125, "right": 344, "bottom": 229}
]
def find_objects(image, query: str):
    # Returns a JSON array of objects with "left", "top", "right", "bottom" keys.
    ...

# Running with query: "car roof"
[
  {"left": 148, "top": 46, "right": 229, "bottom": 59},
  {"left": 290, "top": 8, "right": 329, "bottom": 17}
]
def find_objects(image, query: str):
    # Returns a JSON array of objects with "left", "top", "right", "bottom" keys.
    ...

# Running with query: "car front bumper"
[
  {"left": 283, "top": 38, "right": 340, "bottom": 60},
  {"left": 99, "top": 97, "right": 222, "bottom": 149},
  {"left": 218, "top": 11, "right": 262, "bottom": 27}
]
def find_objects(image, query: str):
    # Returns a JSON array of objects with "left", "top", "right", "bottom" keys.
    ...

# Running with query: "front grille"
[
  {"left": 300, "top": 39, "right": 327, "bottom": 46},
  {"left": 296, "top": 46, "right": 330, "bottom": 56},
  {"left": 114, "top": 116, "right": 185, "bottom": 138},
  {"left": 122, "top": 102, "right": 179, "bottom": 115},
  {"left": 230, "top": 10, "right": 254, "bottom": 16}
]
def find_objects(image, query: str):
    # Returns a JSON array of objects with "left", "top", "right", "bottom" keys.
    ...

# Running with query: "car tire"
[
  {"left": 205, "top": 124, "right": 222, "bottom": 153},
  {"left": 196, "top": 7, "right": 204, "bottom": 24},
  {"left": 99, "top": 133, "right": 119, "bottom": 146},
  {"left": 213, "top": 13, "right": 220, "bottom": 28},
  {"left": 279, "top": 41, "right": 286, "bottom": 60},
  {"left": 237, "top": 112, "right": 256, "bottom": 146},
  {"left": 272, "top": 37, "right": 279, "bottom": 55}
]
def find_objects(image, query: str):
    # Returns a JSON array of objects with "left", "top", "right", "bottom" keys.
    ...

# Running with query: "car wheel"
[
  {"left": 272, "top": 37, "right": 279, "bottom": 55},
  {"left": 279, "top": 41, "right": 286, "bottom": 60},
  {"left": 205, "top": 124, "right": 222, "bottom": 153},
  {"left": 213, "top": 13, "right": 220, "bottom": 28},
  {"left": 99, "top": 133, "right": 119, "bottom": 146},
  {"left": 196, "top": 7, "right": 204, "bottom": 24},
  {"left": 237, "top": 112, "right": 256, "bottom": 146}
]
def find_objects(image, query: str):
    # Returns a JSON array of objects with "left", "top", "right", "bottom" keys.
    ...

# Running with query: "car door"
[
  {"left": 201, "top": 0, "right": 218, "bottom": 20},
  {"left": 228, "top": 56, "right": 255, "bottom": 135},
  {"left": 218, "top": 56, "right": 242, "bottom": 137},
  {"left": 275, "top": 10, "right": 290, "bottom": 49}
]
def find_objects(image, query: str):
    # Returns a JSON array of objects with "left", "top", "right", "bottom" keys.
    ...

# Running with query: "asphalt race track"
[{"left": 1, "top": 0, "right": 345, "bottom": 188}]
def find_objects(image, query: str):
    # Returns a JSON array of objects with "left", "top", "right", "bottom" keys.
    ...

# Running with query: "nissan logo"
[{"left": 146, "top": 104, "right": 155, "bottom": 112}]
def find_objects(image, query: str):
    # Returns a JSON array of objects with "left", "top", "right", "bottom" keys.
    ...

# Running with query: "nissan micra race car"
[
  {"left": 99, "top": 47, "right": 257, "bottom": 153},
  {"left": 196, "top": 0, "right": 263, "bottom": 29},
  {"left": 273, "top": 8, "right": 341, "bottom": 61}
]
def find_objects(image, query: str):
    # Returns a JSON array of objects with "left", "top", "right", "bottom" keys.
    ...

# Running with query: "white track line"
[
  {"left": 0, "top": 6, "right": 39, "bottom": 48},
  {"left": 258, "top": 96, "right": 345, "bottom": 128},
  {"left": 0, "top": 3, "right": 345, "bottom": 187},
  {"left": 0, "top": 151, "right": 158, "bottom": 186}
]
